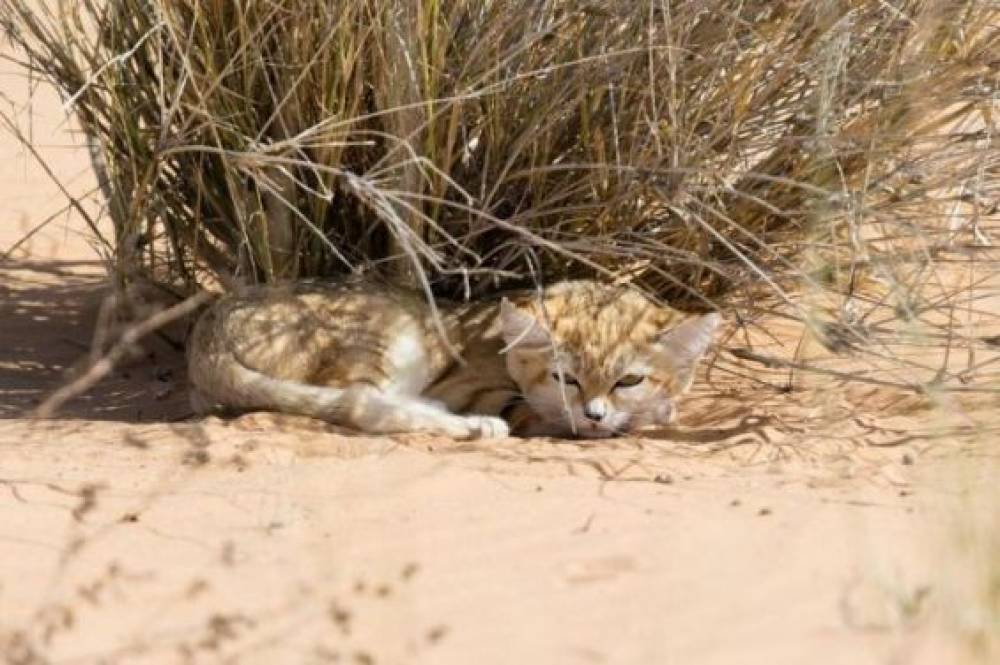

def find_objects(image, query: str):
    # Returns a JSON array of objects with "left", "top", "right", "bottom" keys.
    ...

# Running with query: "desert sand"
[{"left": 1, "top": 51, "right": 997, "bottom": 665}]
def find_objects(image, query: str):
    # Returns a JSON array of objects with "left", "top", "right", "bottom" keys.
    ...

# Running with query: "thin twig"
[{"left": 33, "top": 292, "right": 212, "bottom": 419}]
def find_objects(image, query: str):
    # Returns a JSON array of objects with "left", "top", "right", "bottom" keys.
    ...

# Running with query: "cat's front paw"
[{"left": 462, "top": 415, "right": 510, "bottom": 440}]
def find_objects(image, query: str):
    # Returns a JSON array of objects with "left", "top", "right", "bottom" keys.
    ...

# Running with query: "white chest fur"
[{"left": 383, "top": 322, "right": 432, "bottom": 395}]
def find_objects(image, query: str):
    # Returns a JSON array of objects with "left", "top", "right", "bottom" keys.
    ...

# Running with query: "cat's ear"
[
  {"left": 655, "top": 313, "right": 721, "bottom": 386},
  {"left": 500, "top": 298, "right": 551, "bottom": 349}
]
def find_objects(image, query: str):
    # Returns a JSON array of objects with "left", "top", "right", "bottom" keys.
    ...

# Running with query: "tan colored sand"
[{"left": 1, "top": 50, "right": 997, "bottom": 665}]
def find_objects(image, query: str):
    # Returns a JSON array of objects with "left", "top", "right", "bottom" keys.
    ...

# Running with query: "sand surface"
[{"left": 1, "top": 51, "right": 998, "bottom": 665}]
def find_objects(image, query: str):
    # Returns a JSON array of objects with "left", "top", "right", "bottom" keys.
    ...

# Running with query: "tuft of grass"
[{"left": 1, "top": 0, "right": 998, "bottom": 393}]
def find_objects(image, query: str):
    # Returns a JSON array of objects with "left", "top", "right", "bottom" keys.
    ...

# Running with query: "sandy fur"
[{"left": 187, "top": 280, "right": 719, "bottom": 438}]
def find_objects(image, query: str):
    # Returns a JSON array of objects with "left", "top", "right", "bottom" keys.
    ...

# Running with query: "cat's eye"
[
  {"left": 614, "top": 374, "right": 645, "bottom": 389},
  {"left": 551, "top": 371, "right": 579, "bottom": 386}
]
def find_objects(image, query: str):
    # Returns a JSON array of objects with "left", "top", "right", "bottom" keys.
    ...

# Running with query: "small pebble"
[{"left": 426, "top": 625, "right": 449, "bottom": 644}]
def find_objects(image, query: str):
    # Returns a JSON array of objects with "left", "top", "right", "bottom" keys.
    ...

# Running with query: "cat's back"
[
  {"left": 191, "top": 279, "right": 433, "bottom": 356},
  {"left": 187, "top": 278, "right": 460, "bottom": 406}
]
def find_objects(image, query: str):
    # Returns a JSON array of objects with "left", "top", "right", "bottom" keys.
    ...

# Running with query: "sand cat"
[{"left": 187, "top": 280, "right": 720, "bottom": 439}]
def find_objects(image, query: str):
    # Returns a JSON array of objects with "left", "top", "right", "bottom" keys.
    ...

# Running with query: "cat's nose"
[{"left": 582, "top": 399, "right": 607, "bottom": 422}]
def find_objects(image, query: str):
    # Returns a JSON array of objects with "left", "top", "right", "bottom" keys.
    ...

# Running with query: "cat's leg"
[
  {"left": 192, "top": 300, "right": 508, "bottom": 438},
  {"left": 312, "top": 323, "right": 510, "bottom": 439},
  {"left": 200, "top": 354, "right": 508, "bottom": 439},
  {"left": 341, "top": 385, "right": 509, "bottom": 438}
]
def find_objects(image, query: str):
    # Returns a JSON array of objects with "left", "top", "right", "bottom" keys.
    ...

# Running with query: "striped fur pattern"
[{"left": 187, "top": 280, "right": 719, "bottom": 439}]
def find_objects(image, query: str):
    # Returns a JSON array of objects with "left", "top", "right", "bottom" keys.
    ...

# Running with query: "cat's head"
[{"left": 500, "top": 281, "right": 719, "bottom": 438}]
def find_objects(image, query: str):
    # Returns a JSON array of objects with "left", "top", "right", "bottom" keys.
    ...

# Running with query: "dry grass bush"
[{"left": 1, "top": 0, "right": 998, "bottom": 394}]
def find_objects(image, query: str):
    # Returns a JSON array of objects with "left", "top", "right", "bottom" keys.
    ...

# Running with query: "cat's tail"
[{"left": 188, "top": 351, "right": 507, "bottom": 439}]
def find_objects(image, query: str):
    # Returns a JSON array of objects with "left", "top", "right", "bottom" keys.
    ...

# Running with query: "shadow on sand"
[{"left": 0, "top": 260, "right": 190, "bottom": 422}]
